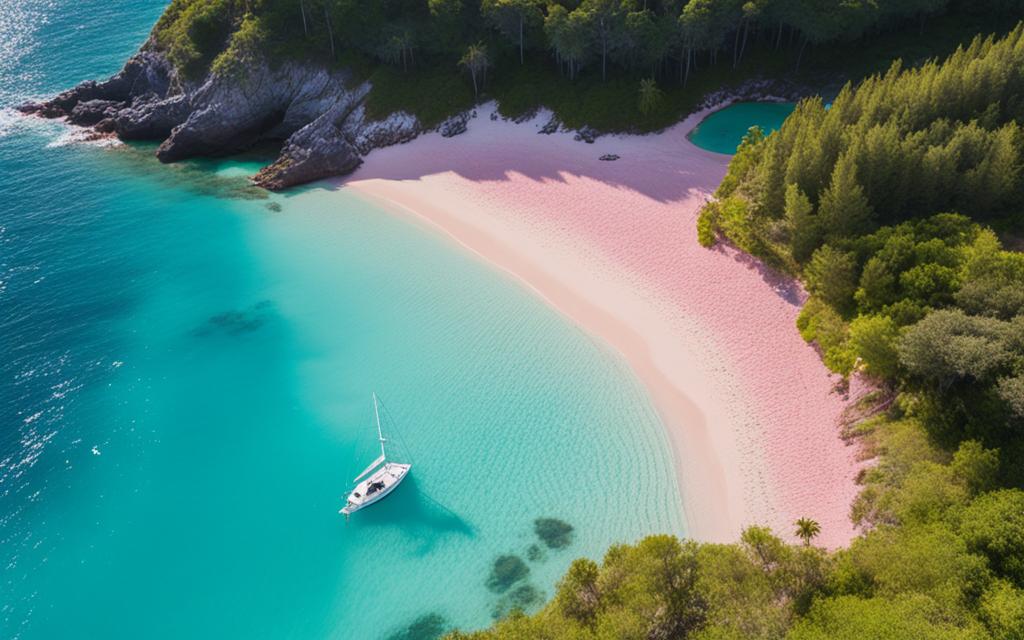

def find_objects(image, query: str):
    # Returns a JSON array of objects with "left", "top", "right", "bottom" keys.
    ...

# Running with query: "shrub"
[{"left": 697, "top": 207, "right": 718, "bottom": 247}]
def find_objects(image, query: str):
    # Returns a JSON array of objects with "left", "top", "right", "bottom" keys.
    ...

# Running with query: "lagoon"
[{"left": 687, "top": 101, "right": 797, "bottom": 154}]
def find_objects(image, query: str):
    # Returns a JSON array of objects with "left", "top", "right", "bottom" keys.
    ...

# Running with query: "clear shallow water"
[
  {"left": 0, "top": 2, "right": 685, "bottom": 638},
  {"left": 687, "top": 101, "right": 796, "bottom": 154}
]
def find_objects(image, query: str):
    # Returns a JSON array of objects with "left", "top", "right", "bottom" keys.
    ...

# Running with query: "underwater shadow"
[
  {"left": 192, "top": 300, "right": 275, "bottom": 338},
  {"left": 349, "top": 475, "right": 475, "bottom": 554},
  {"left": 101, "top": 141, "right": 271, "bottom": 201}
]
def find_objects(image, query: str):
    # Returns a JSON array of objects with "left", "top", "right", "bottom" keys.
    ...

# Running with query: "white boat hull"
[{"left": 340, "top": 462, "right": 411, "bottom": 515}]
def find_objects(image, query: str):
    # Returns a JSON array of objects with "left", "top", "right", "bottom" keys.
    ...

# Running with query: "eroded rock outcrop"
[
  {"left": 19, "top": 51, "right": 174, "bottom": 119},
  {"left": 19, "top": 46, "right": 425, "bottom": 190},
  {"left": 252, "top": 103, "right": 422, "bottom": 190}
]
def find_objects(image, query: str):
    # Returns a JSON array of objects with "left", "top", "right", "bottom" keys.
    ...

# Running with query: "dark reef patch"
[
  {"left": 534, "top": 517, "right": 574, "bottom": 550},
  {"left": 486, "top": 554, "right": 529, "bottom": 594},
  {"left": 383, "top": 612, "right": 448, "bottom": 640},
  {"left": 107, "top": 143, "right": 270, "bottom": 201},
  {"left": 491, "top": 583, "right": 544, "bottom": 620},
  {"left": 193, "top": 300, "right": 274, "bottom": 337},
  {"left": 525, "top": 543, "right": 545, "bottom": 563},
  {"left": 265, "top": 201, "right": 282, "bottom": 212}
]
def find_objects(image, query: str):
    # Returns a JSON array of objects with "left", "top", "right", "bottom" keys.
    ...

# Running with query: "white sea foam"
[
  {"left": 0, "top": 107, "right": 66, "bottom": 143},
  {"left": 46, "top": 125, "right": 122, "bottom": 149},
  {"left": 0, "top": 108, "right": 17, "bottom": 138}
]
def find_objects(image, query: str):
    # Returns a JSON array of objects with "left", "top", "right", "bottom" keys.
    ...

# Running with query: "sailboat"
[{"left": 340, "top": 393, "right": 411, "bottom": 516}]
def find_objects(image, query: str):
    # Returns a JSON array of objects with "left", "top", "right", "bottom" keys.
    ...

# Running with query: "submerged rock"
[
  {"left": 194, "top": 301, "right": 274, "bottom": 337},
  {"left": 534, "top": 517, "right": 574, "bottom": 549},
  {"left": 486, "top": 554, "right": 529, "bottom": 594},
  {"left": 525, "top": 543, "right": 545, "bottom": 563},
  {"left": 384, "top": 612, "right": 448, "bottom": 640},
  {"left": 491, "top": 583, "right": 544, "bottom": 620}
]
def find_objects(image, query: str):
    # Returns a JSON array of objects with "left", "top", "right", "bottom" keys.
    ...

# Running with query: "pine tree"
[
  {"left": 818, "top": 152, "right": 874, "bottom": 241},
  {"left": 784, "top": 183, "right": 820, "bottom": 263},
  {"left": 805, "top": 245, "right": 858, "bottom": 313}
]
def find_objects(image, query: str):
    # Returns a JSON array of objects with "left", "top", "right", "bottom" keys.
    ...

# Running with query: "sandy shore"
[{"left": 337, "top": 103, "right": 861, "bottom": 547}]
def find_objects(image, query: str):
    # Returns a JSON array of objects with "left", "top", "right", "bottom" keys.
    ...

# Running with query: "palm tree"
[
  {"left": 794, "top": 518, "right": 821, "bottom": 546},
  {"left": 459, "top": 43, "right": 490, "bottom": 98},
  {"left": 380, "top": 28, "right": 415, "bottom": 72},
  {"left": 638, "top": 78, "right": 662, "bottom": 116}
]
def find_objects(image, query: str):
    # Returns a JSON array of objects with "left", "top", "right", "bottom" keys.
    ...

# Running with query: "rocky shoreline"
[
  {"left": 20, "top": 42, "right": 816, "bottom": 190},
  {"left": 18, "top": 45, "right": 424, "bottom": 190}
]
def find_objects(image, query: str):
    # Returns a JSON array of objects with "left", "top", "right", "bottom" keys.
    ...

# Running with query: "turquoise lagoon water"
[
  {"left": 0, "top": 1, "right": 686, "bottom": 638},
  {"left": 687, "top": 101, "right": 796, "bottom": 154}
]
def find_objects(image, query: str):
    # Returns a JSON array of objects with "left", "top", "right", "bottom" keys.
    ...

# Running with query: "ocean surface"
[
  {"left": 688, "top": 101, "right": 797, "bottom": 154},
  {"left": 0, "top": 1, "right": 686, "bottom": 638}
]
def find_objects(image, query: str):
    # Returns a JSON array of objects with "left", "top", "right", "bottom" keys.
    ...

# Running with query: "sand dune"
[{"left": 338, "top": 103, "right": 862, "bottom": 547}]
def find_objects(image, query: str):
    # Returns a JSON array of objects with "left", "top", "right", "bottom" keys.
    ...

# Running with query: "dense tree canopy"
[{"left": 151, "top": 0, "right": 1024, "bottom": 92}]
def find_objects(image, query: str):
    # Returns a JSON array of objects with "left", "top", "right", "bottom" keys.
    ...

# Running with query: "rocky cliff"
[{"left": 19, "top": 46, "right": 423, "bottom": 190}]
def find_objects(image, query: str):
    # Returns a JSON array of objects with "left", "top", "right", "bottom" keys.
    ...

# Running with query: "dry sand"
[{"left": 337, "top": 103, "right": 862, "bottom": 547}]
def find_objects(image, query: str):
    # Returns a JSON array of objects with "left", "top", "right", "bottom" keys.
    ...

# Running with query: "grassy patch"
[{"left": 363, "top": 62, "right": 475, "bottom": 129}]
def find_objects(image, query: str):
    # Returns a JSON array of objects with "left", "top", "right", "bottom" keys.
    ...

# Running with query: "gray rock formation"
[
  {"left": 251, "top": 86, "right": 366, "bottom": 190},
  {"left": 438, "top": 111, "right": 471, "bottom": 138},
  {"left": 573, "top": 126, "right": 598, "bottom": 143},
  {"left": 19, "top": 51, "right": 174, "bottom": 118},
  {"left": 538, "top": 117, "right": 559, "bottom": 135},
  {"left": 695, "top": 78, "right": 814, "bottom": 112},
  {"left": 68, "top": 99, "right": 122, "bottom": 127},
  {"left": 19, "top": 46, "right": 424, "bottom": 190}
]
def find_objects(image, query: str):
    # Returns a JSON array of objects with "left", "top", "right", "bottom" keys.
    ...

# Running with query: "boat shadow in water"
[{"left": 350, "top": 475, "right": 475, "bottom": 554}]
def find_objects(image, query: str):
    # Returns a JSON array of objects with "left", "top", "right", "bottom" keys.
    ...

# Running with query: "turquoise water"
[
  {"left": 687, "top": 101, "right": 796, "bottom": 154},
  {"left": 0, "top": 2, "right": 685, "bottom": 638}
]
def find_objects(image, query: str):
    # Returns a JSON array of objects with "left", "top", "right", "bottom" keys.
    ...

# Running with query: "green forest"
[{"left": 150, "top": 0, "right": 1019, "bottom": 129}]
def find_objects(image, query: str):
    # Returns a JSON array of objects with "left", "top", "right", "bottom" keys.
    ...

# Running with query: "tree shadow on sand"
[
  {"left": 713, "top": 239, "right": 806, "bottom": 306},
  {"left": 278, "top": 108, "right": 729, "bottom": 207},
  {"left": 348, "top": 475, "right": 475, "bottom": 555}
]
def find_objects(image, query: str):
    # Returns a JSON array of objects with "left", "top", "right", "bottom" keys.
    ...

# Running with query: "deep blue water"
[{"left": 0, "top": 2, "right": 686, "bottom": 638}]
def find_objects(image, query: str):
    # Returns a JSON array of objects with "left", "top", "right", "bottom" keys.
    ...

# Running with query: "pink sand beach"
[{"left": 339, "top": 103, "right": 862, "bottom": 547}]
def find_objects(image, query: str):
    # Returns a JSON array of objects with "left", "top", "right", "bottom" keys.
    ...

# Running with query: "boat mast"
[{"left": 373, "top": 392, "right": 386, "bottom": 460}]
